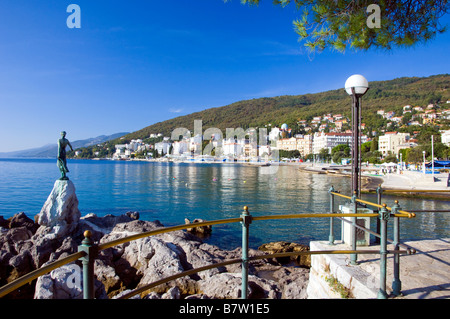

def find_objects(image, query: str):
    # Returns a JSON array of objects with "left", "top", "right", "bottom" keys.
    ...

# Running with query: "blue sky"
[{"left": 0, "top": 0, "right": 449, "bottom": 152}]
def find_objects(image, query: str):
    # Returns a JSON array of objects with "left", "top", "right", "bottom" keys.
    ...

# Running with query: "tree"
[
  {"left": 279, "top": 149, "right": 301, "bottom": 158},
  {"left": 383, "top": 151, "right": 398, "bottom": 163},
  {"left": 362, "top": 150, "right": 382, "bottom": 164},
  {"left": 361, "top": 141, "right": 372, "bottom": 154},
  {"left": 331, "top": 144, "right": 350, "bottom": 163},
  {"left": 319, "top": 147, "right": 331, "bottom": 161},
  {"left": 402, "top": 112, "right": 413, "bottom": 125},
  {"left": 238, "top": 0, "right": 449, "bottom": 52},
  {"left": 332, "top": 144, "right": 351, "bottom": 155},
  {"left": 406, "top": 146, "right": 425, "bottom": 163},
  {"left": 417, "top": 126, "right": 441, "bottom": 144}
]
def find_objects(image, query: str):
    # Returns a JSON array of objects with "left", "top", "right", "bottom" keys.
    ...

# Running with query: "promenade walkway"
[
  {"left": 309, "top": 238, "right": 450, "bottom": 299},
  {"left": 298, "top": 163, "right": 450, "bottom": 193},
  {"left": 381, "top": 170, "right": 449, "bottom": 191}
]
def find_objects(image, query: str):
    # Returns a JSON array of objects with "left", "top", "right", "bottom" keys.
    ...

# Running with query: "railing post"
[
  {"left": 378, "top": 204, "right": 389, "bottom": 299},
  {"left": 350, "top": 192, "right": 358, "bottom": 265},
  {"left": 328, "top": 186, "right": 335, "bottom": 245},
  {"left": 241, "top": 206, "right": 252, "bottom": 299},
  {"left": 391, "top": 200, "right": 402, "bottom": 296},
  {"left": 375, "top": 185, "right": 382, "bottom": 244},
  {"left": 78, "top": 230, "right": 98, "bottom": 299}
]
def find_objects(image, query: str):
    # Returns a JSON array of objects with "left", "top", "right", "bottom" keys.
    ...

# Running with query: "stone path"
[
  {"left": 311, "top": 238, "right": 450, "bottom": 299},
  {"left": 385, "top": 238, "right": 450, "bottom": 299}
]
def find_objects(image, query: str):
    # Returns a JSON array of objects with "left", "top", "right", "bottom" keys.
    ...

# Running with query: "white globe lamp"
[{"left": 345, "top": 74, "right": 369, "bottom": 96}]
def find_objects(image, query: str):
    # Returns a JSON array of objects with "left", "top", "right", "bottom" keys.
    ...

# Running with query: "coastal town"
[{"left": 75, "top": 103, "right": 450, "bottom": 166}]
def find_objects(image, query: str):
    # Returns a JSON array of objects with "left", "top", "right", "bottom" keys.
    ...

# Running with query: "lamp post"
[
  {"left": 431, "top": 135, "right": 435, "bottom": 179},
  {"left": 423, "top": 150, "right": 426, "bottom": 174},
  {"left": 345, "top": 74, "right": 369, "bottom": 198}
]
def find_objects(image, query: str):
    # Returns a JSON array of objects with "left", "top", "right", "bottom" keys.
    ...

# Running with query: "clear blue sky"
[{"left": 1, "top": 0, "right": 449, "bottom": 152}]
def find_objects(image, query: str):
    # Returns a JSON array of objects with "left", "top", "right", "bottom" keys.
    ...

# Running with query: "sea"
[{"left": 0, "top": 158, "right": 449, "bottom": 250}]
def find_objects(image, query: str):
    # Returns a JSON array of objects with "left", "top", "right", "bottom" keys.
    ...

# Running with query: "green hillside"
[
  {"left": 124, "top": 74, "right": 450, "bottom": 140},
  {"left": 73, "top": 74, "right": 450, "bottom": 158}
]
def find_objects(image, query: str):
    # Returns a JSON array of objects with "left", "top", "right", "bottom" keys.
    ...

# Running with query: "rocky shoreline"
[{"left": 0, "top": 209, "right": 310, "bottom": 299}]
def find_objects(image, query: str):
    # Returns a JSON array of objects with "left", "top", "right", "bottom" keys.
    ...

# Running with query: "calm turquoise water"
[{"left": 0, "top": 158, "right": 449, "bottom": 249}]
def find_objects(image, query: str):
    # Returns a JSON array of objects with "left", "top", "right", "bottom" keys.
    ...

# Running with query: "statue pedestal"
[{"left": 35, "top": 179, "right": 81, "bottom": 239}]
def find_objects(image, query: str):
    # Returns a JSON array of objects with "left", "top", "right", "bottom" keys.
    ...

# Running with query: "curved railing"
[
  {"left": 1, "top": 187, "right": 436, "bottom": 299},
  {"left": 0, "top": 251, "right": 86, "bottom": 298}
]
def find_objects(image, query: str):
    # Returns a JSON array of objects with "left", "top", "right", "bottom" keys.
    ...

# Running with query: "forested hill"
[{"left": 121, "top": 74, "right": 449, "bottom": 141}]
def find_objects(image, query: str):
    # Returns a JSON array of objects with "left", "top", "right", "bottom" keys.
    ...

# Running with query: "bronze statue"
[{"left": 57, "top": 131, "right": 73, "bottom": 180}]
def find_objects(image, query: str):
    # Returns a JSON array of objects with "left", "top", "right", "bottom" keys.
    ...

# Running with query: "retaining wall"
[{"left": 306, "top": 241, "right": 380, "bottom": 299}]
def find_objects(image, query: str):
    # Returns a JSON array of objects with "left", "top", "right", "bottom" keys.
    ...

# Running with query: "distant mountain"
[
  {"left": 0, "top": 132, "right": 129, "bottom": 158},
  {"left": 72, "top": 74, "right": 450, "bottom": 159}
]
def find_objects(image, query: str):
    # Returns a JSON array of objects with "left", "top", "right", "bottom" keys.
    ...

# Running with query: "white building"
[
  {"left": 113, "top": 144, "right": 128, "bottom": 159},
  {"left": 441, "top": 130, "right": 450, "bottom": 146},
  {"left": 378, "top": 132, "right": 410, "bottom": 156},
  {"left": 312, "top": 132, "right": 368, "bottom": 155},
  {"left": 128, "top": 139, "right": 143, "bottom": 151},
  {"left": 189, "top": 134, "right": 203, "bottom": 155},
  {"left": 313, "top": 132, "right": 351, "bottom": 154},
  {"left": 258, "top": 145, "right": 271, "bottom": 157},
  {"left": 277, "top": 137, "right": 298, "bottom": 151},
  {"left": 297, "top": 135, "right": 313, "bottom": 157},
  {"left": 222, "top": 138, "right": 244, "bottom": 158},
  {"left": 268, "top": 127, "right": 281, "bottom": 142},
  {"left": 172, "top": 140, "right": 189, "bottom": 156},
  {"left": 155, "top": 141, "right": 172, "bottom": 155}
]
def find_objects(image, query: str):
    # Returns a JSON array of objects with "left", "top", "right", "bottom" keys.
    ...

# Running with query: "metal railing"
[
  {"left": 329, "top": 186, "right": 418, "bottom": 298},
  {"left": 0, "top": 192, "right": 420, "bottom": 300}
]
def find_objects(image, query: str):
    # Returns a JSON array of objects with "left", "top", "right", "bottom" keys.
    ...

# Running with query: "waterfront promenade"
[
  {"left": 298, "top": 163, "right": 450, "bottom": 193},
  {"left": 309, "top": 238, "right": 450, "bottom": 299},
  {"left": 381, "top": 170, "right": 449, "bottom": 191},
  {"left": 301, "top": 163, "right": 449, "bottom": 298}
]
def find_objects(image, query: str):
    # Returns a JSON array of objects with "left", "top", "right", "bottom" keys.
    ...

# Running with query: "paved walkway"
[
  {"left": 381, "top": 171, "right": 450, "bottom": 191},
  {"left": 319, "top": 238, "right": 450, "bottom": 299},
  {"left": 299, "top": 164, "right": 450, "bottom": 192},
  {"left": 392, "top": 238, "right": 450, "bottom": 299}
]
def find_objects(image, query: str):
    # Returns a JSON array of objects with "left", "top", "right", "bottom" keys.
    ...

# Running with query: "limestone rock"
[
  {"left": 35, "top": 180, "right": 81, "bottom": 239},
  {"left": 34, "top": 263, "right": 83, "bottom": 299},
  {"left": 161, "top": 286, "right": 181, "bottom": 299},
  {"left": 198, "top": 273, "right": 281, "bottom": 299},
  {"left": 34, "top": 263, "right": 107, "bottom": 299},
  {"left": 1, "top": 210, "right": 310, "bottom": 299},
  {"left": 0, "top": 216, "right": 9, "bottom": 228},
  {"left": 9, "top": 212, "right": 39, "bottom": 233},
  {"left": 255, "top": 265, "right": 309, "bottom": 299},
  {"left": 185, "top": 218, "right": 212, "bottom": 236},
  {"left": 258, "top": 241, "right": 311, "bottom": 267}
]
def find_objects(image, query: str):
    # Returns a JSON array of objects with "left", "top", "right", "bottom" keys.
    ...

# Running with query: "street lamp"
[
  {"left": 423, "top": 150, "right": 426, "bottom": 174},
  {"left": 431, "top": 135, "right": 435, "bottom": 179},
  {"left": 345, "top": 74, "right": 369, "bottom": 197}
]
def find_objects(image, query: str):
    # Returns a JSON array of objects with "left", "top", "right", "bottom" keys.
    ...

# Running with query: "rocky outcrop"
[
  {"left": 34, "top": 180, "right": 81, "bottom": 239},
  {"left": 184, "top": 218, "right": 212, "bottom": 237},
  {"left": 1, "top": 210, "right": 310, "bottom": 299},
  {"left": 258, "top": 241, "right": 311, "bottom": 267}
]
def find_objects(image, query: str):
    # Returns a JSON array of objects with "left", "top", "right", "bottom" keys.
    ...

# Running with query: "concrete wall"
[{"left": 306, "top": 241, "right": 379, "bottom": 299}]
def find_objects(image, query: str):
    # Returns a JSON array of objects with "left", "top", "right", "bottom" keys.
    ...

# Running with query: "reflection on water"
[{"left": 0, "top": 159, "right": 448, "bottom": 250}]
